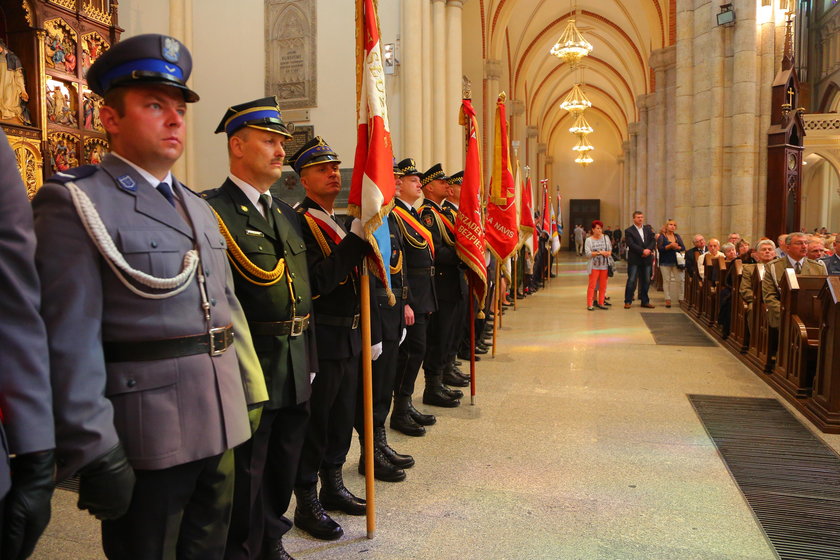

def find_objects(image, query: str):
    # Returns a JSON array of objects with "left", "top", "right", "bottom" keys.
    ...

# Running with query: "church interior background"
[{"left": 2, "top": 0, "right": 840, "bottom": 245}]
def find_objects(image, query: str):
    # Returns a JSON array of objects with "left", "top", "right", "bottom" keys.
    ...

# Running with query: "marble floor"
[{"left": 32, "top": 252, "right": 840, "bottom": 559}]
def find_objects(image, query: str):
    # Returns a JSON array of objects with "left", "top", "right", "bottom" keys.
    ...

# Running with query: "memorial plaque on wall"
[{"left": 265, "top": 0, "right": 316, "bottom": 109}]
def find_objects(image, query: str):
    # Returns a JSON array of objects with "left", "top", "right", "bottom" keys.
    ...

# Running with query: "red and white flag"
[
  {"left": 349, "top": 0, "right": 395, "bottom": 303},
  {"left": 457, "top": 98, "right": 488, "bottom": 307},
  {"left": 519, "top": 176, "right": 537, "bottom": 252},
  {"left": 485, "top": 93, "right": 519, "bottom": 261}
]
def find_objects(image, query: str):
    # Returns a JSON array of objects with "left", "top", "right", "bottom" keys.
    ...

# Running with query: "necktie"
[
  {"left": 157, "top": 182, "right": 175, "bottom": 207},
  {"left": 794, "top": 261, "right": 802, "bottom": 274},
  {"left": 259, "top": 193, "right": 275, "bottom": 230}
]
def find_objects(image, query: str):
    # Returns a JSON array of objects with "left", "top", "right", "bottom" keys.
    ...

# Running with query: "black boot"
[
  {"left": 406, "top": 397, "right": 436, "bottom": 426},
  {"left": 390, "top": 395, "right": 426, "bottom": 436},
  {"left": 293, "top": 485, "right": 343, "bottom": 540},
  {"left": 442, "top": 385, "right": 464, "bottom": 399},
  {"left": 358, "top": 441, "right": 406, "bottom": 482},
  {"left": 318, "top": 467, "right": 366, "bottom": 515},
  {"left": 374, "top": 426, "right": 415, "bottom": 468},
  {"left": 451, "top": 364, "right": 471, "bottom": 382},
  {"left": 423, "top": 372, "right": 460, "bottom": 407},
  {"left": 263, "top": 537, "right": 296, "bottom": 560},
  {"left": 442, "top": 363, "right": 469, "bottom": 387}
]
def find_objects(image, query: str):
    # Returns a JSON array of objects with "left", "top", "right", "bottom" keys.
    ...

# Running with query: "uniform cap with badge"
[
  {"left": 396, "top": 158, "right": 422, "bottom": 178},
  {"left": 447, "top": 171, "right": 463, "bottom": 186},
  {"left": 421, "top": 163, "right": 448, "bottom": 186},
  {"left": 214, "top": 96, "right": 294, "bottom": 138},
  {"left": 86, "top": 33, "right": 199, "bottom": 102},
  {"left": 287, "top": 136, "right": 341, "bottom": 176},
  {"left": 393, "top": 157, "right": 404, "bottom": 177}
]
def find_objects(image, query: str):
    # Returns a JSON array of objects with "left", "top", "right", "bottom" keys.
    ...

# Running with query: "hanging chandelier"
[
  {"left": 549, "top": 18, "right": 593, "bottom": 68},
  {"left": 569, "top": 113, "right": 593, "bottom": 135},
  {"left": 575, "top": 153, "right": 594, "bottom": 166},
  {"left": 559, "top": 83, "right": 592, "bottom": 114},
  {"left": 571, "top": 135, "right": 594, "bottom": 153}
]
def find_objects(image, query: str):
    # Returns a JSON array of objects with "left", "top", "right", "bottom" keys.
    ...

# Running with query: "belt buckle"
[
  {"left": 402, "top": 286, "right": 409, "bottom": 300},
  {"left": 351, "top": 314, "right": 360, "bottom": 329},
  {"left": 209, "top": 327, "right": 228, "bottom": 356},
  {"left": 290, "top": 316, "right": 305, "bottom": 337},
  {"left": 429, "top": 266, "right": 435, "bottom": 277}
]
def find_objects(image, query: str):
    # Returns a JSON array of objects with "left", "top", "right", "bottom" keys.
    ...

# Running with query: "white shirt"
[
  {"left": 111, "top": 151, "right": 176, "bottom": 198},
  {"left": 634, "top": 224, "right": 644, "bottom": 239},
  {"left": 228, "top": 173, "right": 268, "bottom": 218},
  {"left": 786, "top": 255, "right": 806, "bottom": 270}
]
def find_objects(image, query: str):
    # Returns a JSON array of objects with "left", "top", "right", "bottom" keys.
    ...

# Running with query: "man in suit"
[
  {"left": 391, "top": 158, "right": 439, "bottom": 436},
  {"left": 33, "top": 34, "right": 267, "bottom": 558},
  {"left": 762, "top": 232, "right": 828, "bottom": 330},
  {"left": 291, "top": 137, "right": 369, "bottom": 540},
  {"left": 821, "top": 237, "right": 840, "bottom": 275},
  {"left": 740, "top": 239, "right": 777, "bottom": 317},
  {"left": 0, "top": 131, "right": 55, "bottom": 560},
  {"left": 204, "top": 97, "right": 313, "bottom": 560},
  {"left": 420, "top": 163, "right": 464, "bottom": 408},
  {"left": 623, "top": 211, "right": 656, "bottom": 308},
  {"left": 685, "top": 234, "right": 706, "bottom": 278}
]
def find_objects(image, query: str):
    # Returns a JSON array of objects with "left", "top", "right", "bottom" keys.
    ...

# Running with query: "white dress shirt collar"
[{"left": 228, "top": 173, "right": 268, "bottom": 217}]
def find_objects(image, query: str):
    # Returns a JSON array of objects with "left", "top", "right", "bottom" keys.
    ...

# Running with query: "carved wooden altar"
[{"left": 0, "top": 0, "right": 120, "bottom": 197}]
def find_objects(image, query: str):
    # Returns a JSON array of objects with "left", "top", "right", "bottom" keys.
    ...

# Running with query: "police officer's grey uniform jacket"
[{"left": 33, "top": 154, "right": 266, "bottom": 480}]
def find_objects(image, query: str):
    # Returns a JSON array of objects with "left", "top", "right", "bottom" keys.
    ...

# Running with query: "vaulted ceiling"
[{"left": 474, "top": 0, "right": 674, "bottom": 158}]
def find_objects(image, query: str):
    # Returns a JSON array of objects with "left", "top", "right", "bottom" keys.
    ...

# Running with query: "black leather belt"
[
  {"left": 408, "top": 266, "right": 435, "bottom": 277},
  {"left": 249, "top": 315, "right": 310, "bottom": 337},
  {"left": 104, "top": 325, "right": 234, "bottom": 362},
  {"left": 317, "top": 313, "right": 360, "bottom": 329},
  {"left": 377, "top": 287, "right": 409, "bottom": 300}
]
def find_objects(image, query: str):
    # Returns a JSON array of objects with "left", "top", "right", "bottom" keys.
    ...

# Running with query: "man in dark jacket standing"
[
  {"left": 624, "top": 211, "right": 656, "bottom": 308},
  {"left": 205, "top": 97, "right": 314, "bottom": 560}
]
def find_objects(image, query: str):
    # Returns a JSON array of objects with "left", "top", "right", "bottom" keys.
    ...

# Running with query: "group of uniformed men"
[{"left": 0, "top": 34, "right": 493, "bottom": 560}]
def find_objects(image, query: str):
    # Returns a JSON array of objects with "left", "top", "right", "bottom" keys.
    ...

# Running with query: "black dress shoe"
[
  {"left": 263, "top": 538, "right": 295, "bottom": 560},
  {"left": 406, "top": 400, "right": 436, "bottom": 426},
  {"left": 374, "top": 426, "right": 415, "bottom": 468},
  {"left": 318, "top": 467, "right": 366, "bottom": 515},
  {"left": 442, "top": 385, "right": 463, "bottom": 399},
  {"left": 293, "top": 486, "right": 343, "bottom": 541},
  {"left": 358, "top": 446, "right": 406, "bottom": 482}
]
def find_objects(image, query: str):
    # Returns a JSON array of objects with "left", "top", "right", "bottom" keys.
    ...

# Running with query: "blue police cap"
[
  {"left": 215, "top": 96, "right": 293, "bottom": 138},
  {"left": 87, "top": 34, "right": 199, "bottom": 102},
  {"left": 287, "top": 136, "right": 341, "bottom": 175}
]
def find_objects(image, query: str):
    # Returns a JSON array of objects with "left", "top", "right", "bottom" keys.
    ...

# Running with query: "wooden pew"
[
  {"left": 772, "top": 270, "right": 825, "bottom": 399},
  {"left": 745, "top": 263, "right": 773, "bottom": 373},
  {"left": 808, "top": 277, "right": 840, "bottom": 431},
  {"left": 727, "top": 260, "right": 748, "bottom": 353}
]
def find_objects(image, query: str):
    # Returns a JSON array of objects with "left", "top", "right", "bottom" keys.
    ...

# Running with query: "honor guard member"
[
  {"left": 32, "top": 34, "right": 267, "bottom": 559},
  {"left": 291, "top": 137, "right": 369, "bottom": 540},
  {"left": 443, "top": 171, "right": 472, "bottom": 386},
  {"left": 420, "top": 164, "right": 464, "bottom": 408},
  {"left": 355, "top": 161, "right": 415, "bottom": 481},
  {"left": 0, "top": 130, "right": 55, "bottom": 560},
  {"left": 205, "top": 98, "right": 314, "bottom": 560},
  {"left": 391, "top": 158, "right": 439, "bottom": 435}
]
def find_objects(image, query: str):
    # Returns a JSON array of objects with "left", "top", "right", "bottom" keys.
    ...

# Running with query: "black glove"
[
  {"left": 2, "top": 449, "right": 55, "bottom": 560},
  {"left": 77, "top": 444, "right": 135, "bottom": 520}
]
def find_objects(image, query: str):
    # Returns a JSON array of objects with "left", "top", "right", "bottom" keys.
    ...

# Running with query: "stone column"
[
  {"left": 621, "top": 141, "right": 631, "bottom": 225},
  {"left": 402, "top": 0, "right": 424, "bottom": 161},
  {"left": 707, "top": 11, "right": 726, "bottom": 238},
  {"left": 627, "top": 123, "right": 639, "bottom": 213},
  {"left": 445, "top": 0, "right": 464, "bottom": 171},
  {"left": 634, "top": 96, "right": 648, "bottom": 215},
  {"left": 421, "top": 0, "right": 433, "bottom": 165},
  {"left": 484, "top": 59, "right": 501, "bottom": 187},
  {"left": 650, "top": 47, "right": 676, "bottom": 226},
  {"left": 169, "top": 0, "right": 194, "bottom": 185},
  {"left": 674, "top": 0, "right": 694, "bottom": 234},
  {"left": 617, "top": 153, "right": 625, "bottom": 227},
  {"left": 526, "top": 125, "right": 538, "bottom": 183},
  {"left": 431, "top": 0, "right": 446, "bottom": 165}
]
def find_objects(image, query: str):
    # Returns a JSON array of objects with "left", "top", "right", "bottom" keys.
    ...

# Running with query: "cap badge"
[{"left": 162, "top": 37, "right": 180, "bottom": 63}]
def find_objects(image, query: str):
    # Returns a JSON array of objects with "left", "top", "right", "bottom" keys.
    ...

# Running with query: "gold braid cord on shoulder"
[
  {"left": 303, "top": 213, "right": 333, "bottom": 257},
  {"left": 390, "top": 250, "right": 403, "bottom": 274},
  {"left": 394, "top": 212, "right": 429, "bottom": 252},
  {"left": 432, "top": 210, "right": 455, "bottom": 247},
  {"left": 211, "top": 208, "right": 287, "bottom": 286}
]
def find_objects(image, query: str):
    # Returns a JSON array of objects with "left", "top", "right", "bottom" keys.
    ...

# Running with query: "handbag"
[
  {"left": 675, "top": 251, "right": 686, "bottom": 271},
  {"left": 607, "top": 256, "right": 615, "bottom": 277}
]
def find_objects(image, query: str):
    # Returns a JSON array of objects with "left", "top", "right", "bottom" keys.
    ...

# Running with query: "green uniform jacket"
[
  {"left": 205, "top": 179, "right": 314, "bottom": 409},
  {"left": 761, "top": 256, "right": 827, "bottom": 329}
]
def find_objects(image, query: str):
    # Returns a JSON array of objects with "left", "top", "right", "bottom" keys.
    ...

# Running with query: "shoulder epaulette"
[
  {"left": 201, "top": 187, "right": 222, "bottom": 200},
  {"left": 48, "top": 165, "right": 98, "bottom": 184}
]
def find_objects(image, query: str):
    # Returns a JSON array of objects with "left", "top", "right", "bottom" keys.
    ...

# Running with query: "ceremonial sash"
[
  {"left": 392, "top": 206, "right": 435, "bottom": 257},
  {"left": 429, "top": 206, "right": 455, "bottom": 236},
  {"left": 305, "top": 207, "right": 346, "bottom": 245}
]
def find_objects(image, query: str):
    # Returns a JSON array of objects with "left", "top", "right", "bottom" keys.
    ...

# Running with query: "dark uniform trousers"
[
  {"left": 391, "top": 201, "right": 437, "bottom": 398},
  {"left": 204, "top": 181, "right": 315, "bottom": 558},
  {"left": 295, "top": 197, "right": 366, "bottom": 487}
]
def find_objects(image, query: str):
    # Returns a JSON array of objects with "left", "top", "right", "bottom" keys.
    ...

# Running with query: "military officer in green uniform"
[{"left": 204, "top": 97, "right": 314, "bottom": 560}]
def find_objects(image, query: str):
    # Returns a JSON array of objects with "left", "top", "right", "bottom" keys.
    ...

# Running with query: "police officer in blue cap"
[
  {"left": 204, "top": 97, "right": 314, "bottom": 560},
  {"left": 33, "top": 34, "right": 266, "bottom": 559}
]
